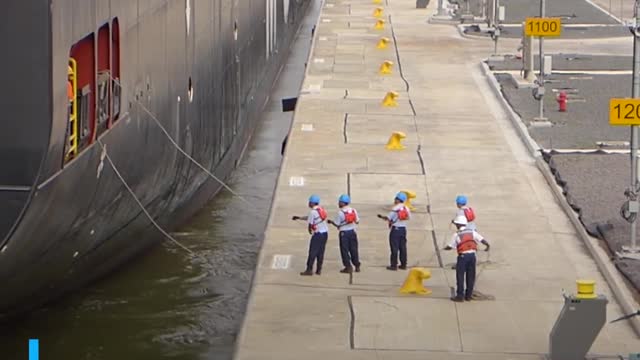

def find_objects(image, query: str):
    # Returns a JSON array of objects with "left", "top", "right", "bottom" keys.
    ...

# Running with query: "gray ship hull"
[{"left": 0, "top": 0, "right": 311, "bottom": 319}]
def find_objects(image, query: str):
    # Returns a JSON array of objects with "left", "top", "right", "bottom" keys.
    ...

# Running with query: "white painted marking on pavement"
[
  {"left": 289, "top": 176, "right": 305, "bottom": 186},
  {"left": 322, "top": 18, "right": 332, "bottom": 23},
  {"left": 301, "top": 124, "right": 314, "bottom": 131},
  {"left": 319, "top": 36, "right": 328, "bottom": 41},
  {"left": 313, "top": 58, "right": 325, "bottom": 63},
  {"left": 272, "top": 255, "right": 291, "bottom": 269}
]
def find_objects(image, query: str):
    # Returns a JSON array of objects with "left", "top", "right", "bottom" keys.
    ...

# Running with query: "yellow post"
[
  {"left": 376, "top": 37, "right": 390, "bottom": 49},
  {"left": 379, "top": 60, "right": 394, "bottom": 75},
  {"left": 576, "top": 280, "right": 597, "bottom": 299},
  {"left": 373, "top": 7, "right": 384, "bottom": 18},
  {"left": 373, "top": 0, "right": 383, "bottom": 3},
  {"left": 382, "top": 91, "right": 399, "bottom": 107},
  {"left": 374, "top": 19, "right": 385, "bottom": 30},
  {"left": 400, "top": 190, "right": 417, "bottom": 210},
  {"left": 385, "top": 131, "right": 406, "bottom": 150},
  {"left": 400, "top": 268, "right": 432, "bottom": 295}
]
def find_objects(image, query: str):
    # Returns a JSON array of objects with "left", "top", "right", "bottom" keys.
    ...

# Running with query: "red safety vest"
[
  {"left": 310, "top": 206, "right": 327, "bottom": 231},
  {"left": 463, "top": 207, "right": 476, "bottom": 222},
  {"left": 395, "top": 206, "right": 409, "bottom": 221},
  {"left": 342, "top": 208, "right": 357, "bottom": 224},
  {"left": 456, "top": 229, "right": 477, "bottom": 254}
]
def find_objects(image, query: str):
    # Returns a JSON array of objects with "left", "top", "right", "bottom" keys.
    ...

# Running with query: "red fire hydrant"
[{"left": 557, "top": 91, "right": 567, "bottom": 112}]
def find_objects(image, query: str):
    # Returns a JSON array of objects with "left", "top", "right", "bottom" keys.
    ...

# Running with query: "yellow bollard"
[
  {"left": 376, "top": 37, "right": 390, "bottom": 49},
  {"left": 385, "top": 131, "right": 406, "bottom": 150},
  {"left": 373, "top": 7, "right": 384, "bottom": 18},
  {"left": 382, "top": 91, "right": 399, "bottom": 107},
  {"left": 373, "top": 0, "right": 383, "bottom": 3},
  {"left": 576, "top": 279, "right": 597, "bottom": 299},
  {"left": 374, "top": 19, "right": 385, "bottom": 30},
  {"left": 399, "top": 190, "right": 416, "bottom": 210},
  {"left": 400, "top": 268, "right": 432, "bottom": 295},
  {"left": 379, "top": 60, "right": 394, "bottom": 75}
]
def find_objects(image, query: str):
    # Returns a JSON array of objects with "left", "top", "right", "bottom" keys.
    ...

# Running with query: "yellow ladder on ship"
[{"left": 65, "top": 58, "right": 78, "bottom": 163}]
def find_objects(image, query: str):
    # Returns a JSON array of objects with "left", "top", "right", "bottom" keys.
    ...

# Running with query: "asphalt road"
[{"left": 488, "top": 54, "right": 633, "bottom": 71}]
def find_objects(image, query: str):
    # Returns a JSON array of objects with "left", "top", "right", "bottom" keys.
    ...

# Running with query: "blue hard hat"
[
  {"left": 395, "top": 192, "right": 407, "bottom": 202},
  {"left": 308, "top": 194, "right": 320, "bottom": 204},
  {"left": 456, "top": 195, "right": 467, "bottom": 205},
  {"left": 339, "top": 194, "right": 351, "bottom": 204}
]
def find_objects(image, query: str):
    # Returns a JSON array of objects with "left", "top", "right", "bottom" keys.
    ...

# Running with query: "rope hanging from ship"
[{"left": 98, "top": 75, "right": 270, "bottom": 259}]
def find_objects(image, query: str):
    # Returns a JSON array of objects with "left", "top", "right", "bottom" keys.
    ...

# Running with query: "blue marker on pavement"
[{"left": 29, "top": 339, "right": 39, "bottom": 360}]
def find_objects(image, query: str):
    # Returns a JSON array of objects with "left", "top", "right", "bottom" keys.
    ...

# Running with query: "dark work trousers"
[
  {"left": 306, "top": 232, "right": 328, "bottom": 271},
  {"left": 339, "top": 230, "right": 360, "bottom": 269},
  {"left": 456, "top": 252, "right": 477, "bottom": 298},
  {"left": 388, "top": 226, "right": 407, "bottom": 268}
]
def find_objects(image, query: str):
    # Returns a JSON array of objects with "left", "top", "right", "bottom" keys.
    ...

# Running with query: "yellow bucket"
[{"left": 576, "top": 279, "right": 597, "bottom": 299}]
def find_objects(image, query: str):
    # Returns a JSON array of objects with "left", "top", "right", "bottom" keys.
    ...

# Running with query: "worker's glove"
[
  {"left": 292, "top": 216, "right": 300, "bottom": 221},
  {"left": 443, "top": 246, "right": 452, "bottom": 251},
  {"left": 484, "top": 244, "right": 490, "bottom": 252},
  {"left": 377, "top": 214, "right": 385, "bottom": 219}
]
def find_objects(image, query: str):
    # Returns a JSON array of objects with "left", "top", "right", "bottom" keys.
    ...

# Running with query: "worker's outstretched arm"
[
  {"left": 327, "top": 220, "right": 340, "bottom": 229},
  {"left": 291, "top": 215, "right": 309, "bottom": 221},
  {"left": 481, "top": 239, "right": 490, "bottom": 251}
]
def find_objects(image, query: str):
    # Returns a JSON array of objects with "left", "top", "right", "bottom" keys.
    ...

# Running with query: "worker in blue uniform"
[
  {"left": 444, "top": 215, "right": 490, "bottom": 302},
  {"left": 328, "top": 194, "right": 361, "bottom": 274},
  {"left": 453, "top": 195, "right": 477, "bottom": 231},
  {"left": 292, "top": 195, "right": 329, "bottom": 276},
  {"left": 377, "top": 192, "right": 411, "bottom": 271}
]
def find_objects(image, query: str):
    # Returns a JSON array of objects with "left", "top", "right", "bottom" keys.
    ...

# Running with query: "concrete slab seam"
[
  {"left": 535, "top": 156, "right": 640, "bottom": 337},
  {"left": 348, "top": 295, "right": 355, "bottom": 349},
  {"left": 431, "top": 230, "right": 444, "bottom": 267},
  {"left": 417, "top": 146, "right": 426, "bottom": 175},
  {"left": 480, "top": 61, "right": 542, "bottom": 157},
  {"left": 343, "top": 113, "right": 348, "bottom": 143},
  {"left": 231, "top": 1, "right": 324, "bottom": 357}
]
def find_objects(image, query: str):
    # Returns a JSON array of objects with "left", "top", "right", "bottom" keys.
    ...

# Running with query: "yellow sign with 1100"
[
  {"left": 610, "top": 99, "right": 640, "bottom": 126},
  {"left": 524, "top": 17, "right": 562, "bottom": 37}
]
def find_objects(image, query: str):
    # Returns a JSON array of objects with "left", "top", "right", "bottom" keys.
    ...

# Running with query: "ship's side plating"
[{"left": 0, "top": 0, "right": 310, "bottom": 318}]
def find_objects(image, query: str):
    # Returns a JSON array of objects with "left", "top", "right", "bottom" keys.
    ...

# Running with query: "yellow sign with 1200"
[
  {"left": 524, "top": 17, "right": 562, "bottom": 37},
  {"left": 610, "top": 99, "right": 640, "bottom": 126}
]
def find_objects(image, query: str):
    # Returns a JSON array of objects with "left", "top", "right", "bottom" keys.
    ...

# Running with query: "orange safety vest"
[{"left": 456, "top": 229, "right": 477, "bottom": 254}]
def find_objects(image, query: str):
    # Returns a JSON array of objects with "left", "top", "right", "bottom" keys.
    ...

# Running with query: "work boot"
[
  {"left": 386, "top": 266, "right": 397, "bottom": 271},
  {"left": 464, "top": 296, "right": 472, "bottom": 301},
  {"left": 315, "top": 269, "right": 322, "bottom": 275},
  {"left": 398, "top": 265, "right": 407, "bottom": 270},
  {"left": 355, "top": 265, "right": 361, "bottom": 273},
  {"left": 450, "top": 296, "right": 464, "bottom": 302},
  {"left": 300, "top": 270, "right": 313, "bottom": 276},
  {"left": 340, "top": 267, "right": 352, "bottom": 274}
]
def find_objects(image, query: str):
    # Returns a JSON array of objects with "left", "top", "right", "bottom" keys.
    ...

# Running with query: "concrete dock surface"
[{"left": 234, "top": 0, "right": 640, "bottom": 358}]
